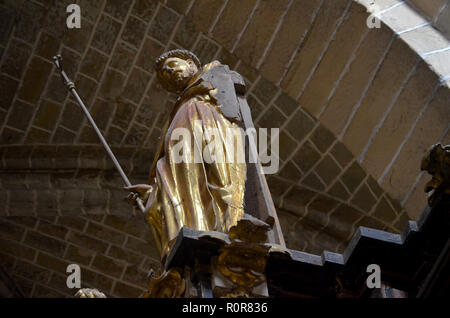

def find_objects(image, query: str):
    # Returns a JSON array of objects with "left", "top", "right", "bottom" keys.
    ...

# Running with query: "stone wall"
[{"left": 0, "top": 0, "right": 448, "bottom": 297}]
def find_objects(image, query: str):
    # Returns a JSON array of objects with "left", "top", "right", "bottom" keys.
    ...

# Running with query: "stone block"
[
  {"left": 300, "top": 2, "right": 369, "bottom": 117},
  {"left": 65, "top": 244, "right": 95, "bottom": 266},
  {"left": 283, "top": 185, "right": 316, "bottom": 211},
  {"left": 0, "top": 74, "right": 19, "bottom": 110},
  {"left": 400, "top": 25, "right": 449, "bottom": 55},
  {"left": 327, "top": 181, "right": 350, "bottom": 201},
  {"left": 132, "top": 0, "right": 159, "bottom": 22},
  {"left": 0, "top": 5, "right": 15, "bottom": 45},
  {"left": 330, "top": 141, "right": 354, "bottom": 169},
  {"left": 32, "top": 284, "right": 67, "bottom": 298},
  {"left": 36, "top": 32, "right": 60, "bottom": 60},
  {"left": 123, "top": 123, "right": 149, "bottom": 146},
  {"left": 274, "top": 93, "right": 298, "bottom": 117},
  {"left": 33, "top": 99, "right": 61, "bottom": 131},
  {"left": 393, "top": 211, "right": 411, "bottom": 232},
  {"left": 31, "top": 145, "right": 57, "bottom": 169},
  {"left": 18, "top": 57, "right": 52, "bottom": 104},
  {"left": 174, "top": 17, "right": 198, "bottom": 50},
  {"left": 0, "top": 237, "right": 36, "bottom": 261},
  {"left": 45, "top": 75, "right": 68, "bottom": 104},
  {"left": 107, "top": 126, "right": 126, "bottom": 145},
  {"left": 92, "top": 14, "right": 122, "bottom": 54},
  {"left": 314, "top": 155, "right": 341, "bottom": 185},
  {"left": 80, "top": 49, "right": 108, "bottom": 81},
  {"left": 366, "top": 176, "right": 384, "bottom": 199},
  {"left": 103, "top": 215, "right": 148, "bottom": 239},
  {"left": 57, "top": 216, "right": 86, "bottom": 232},
  {"left": 104, "top": 0, "right": 133, "bottom": 21},
  {"left": 355, "top": 216, "right": 386, "bottom": 231},
  {"left": 292, "top": 140, "right": 321, "bottom": 174},
  {"left": 149, "top": 5, "right": 179, "bottom": 45},
  {"left": 122, "top": 264, "right": 147, "bottom": 288},
  {"left": 252, "top": 76, "right": 279, "bottom": 106},
  {"left": 234, "top": 0, "right": 290, "bottom": 67},
  {"left": 24, "top": 230, "right": 66, "bottom": 257},
  {"left": 86, "top": 221, "right": 125, "bottom": 246},
  {"left": 52, "top": 127, "right": 76, "bottom": 144},
  {"left": 136, "top": 38, "right": 164, "bottom": 74},
  {"left": 409, "top": 0, "right": 446, "bottom": 19},
  {"left": 192, "top": 36, "right": 220, "bottom": 65},
  {"left": 258, "top": 105, "right": 287, "bottom": 129},
  {"left": 372, "top": 196, "right": 397, "bottom": 223},
  {"left": 246, "top": 94, "right": 265, "bottom": 121},
  {"left": 343, "top": 37, "right": 418, "bottom": 157},
  {"left": 13, "top": 1, "right": 46, "bottom": 43},
  {"left": 320, "top": 24, "right": 393, "bottom": 136},
  {"left": 350, "top": 183, "right": 377, "bottom": 213},
  {"left": 278, "top": 130, "right": 297, "bottom": 162},
  {"left": 7, "top": 99, "right": 35, "bottom": 131},
  {"left": 125, "top": 236, "right": 158, "bottom": 258},
  {"left": 341, "top": 161, "right": 366, "bottom": 193},
  {"left": 37, "top": 219, "right": 67, "bottom": 240},
  {"left": 100, "top": 68, "right": 126, "bottom": 99},
  {"left": 122, "top": 15, "right": 147, "bottom": 49},
  {"left": 64, "top": 19, "right": 93, "bottom": 54},
  {"left": 25, "top": 127, "right": 51, "bottom": 144},
  {"left": 14, "top": 259, "right": 50, "bottom": 284},
  {"left": 266, "top": 176, "right": 292, "bottom": 205},
  {"left": 380, "top": 85, "right": 450, "bottom": 201},
  {"left": 112, "top": 281, "right": 143, "bottom": 298},
  {"left": 108, "top": 245, "right": 143, "bottom": 265},
  {"left": 36, "top": 189, "right": 59, "bottom": 215},
  {"left": 424, "top": 49, "right": 450, "bottom": 79},
  {"left": 260, "top": 0, "right": 321, "bottom": 83},
  {"left": 301, "top": 172, "right": 325, "bottom": 192},
  {"left": 1, "top": 39, "right": 32, "bottom": 79},
  {"left": 188, "top": 0, "right": 224, "bottom": 33},
  {"left": 166, "top": 0, "right": 191, "bottom": 14},
  {"left": 380, "top": 2, "right": 428, "bottom": 33},
  {"left": 111, "top": 99, "right": 137, "bottom": 131},
  {"left": 66, "top": 230, "right": 109, "bottom": 253},
  {"left": 60, "top": 101, "right": 85, "bottom": 132},
  {"left": 281, "top": 0, "right": 349, "bottom": 97},
  {"left": 436, "top": 3, "right": 450, "bottom": 38},
  {"left": 309, "top": 124, "right": 335, "bottom": 153},
  {"left": 92, "top": 254, "right": 125, "bottom": 279},
  {"left": 81, "top": 267, "right": 113, "bottom": 294},
  {"left": 111, "top": 42, "right": 136, "bottom": 74},
  {"left": 36, "top": 251, "right": 69, "bottom": 273},
  {"left": 123, "top": 67, "right": 151, "bottom": 104},
  {"left": 278, "top": 161, "right": 302, "bottom": 182},
  {"left": 11, "top": 275, "right": 34, "bottom": 297},
  {"left": 363, "top": 61, "right": 439, "bottom": 179}
]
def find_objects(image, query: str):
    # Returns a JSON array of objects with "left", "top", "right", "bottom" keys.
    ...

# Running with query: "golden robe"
[{"left": 144, "top": 62, "right": 247, "bottom": 260}]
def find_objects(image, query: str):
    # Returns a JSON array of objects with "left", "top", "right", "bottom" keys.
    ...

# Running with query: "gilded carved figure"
[{"left": 125, "top": 50, "right": 247, "bottom": 262}]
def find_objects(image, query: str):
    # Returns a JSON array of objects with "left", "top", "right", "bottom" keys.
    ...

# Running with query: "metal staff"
[{"left": 52, "top": 54, "right": 146, "bottom": 213}]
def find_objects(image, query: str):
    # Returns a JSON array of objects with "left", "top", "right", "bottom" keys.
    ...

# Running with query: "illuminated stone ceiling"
[{"left": 0, "top": 0, "right": 449, "bottom": 297}]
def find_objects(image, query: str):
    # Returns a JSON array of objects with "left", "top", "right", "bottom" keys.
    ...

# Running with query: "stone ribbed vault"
[{"left": 0, "top": 0, "right": 449, "bottom": 297}]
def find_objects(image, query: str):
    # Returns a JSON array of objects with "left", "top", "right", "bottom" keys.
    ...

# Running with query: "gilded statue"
[{"left": 125, "top": 50, "right": 247, "bottom": 262}]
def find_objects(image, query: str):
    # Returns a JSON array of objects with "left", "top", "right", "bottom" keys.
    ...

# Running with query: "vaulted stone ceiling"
[{"left": 0, "top": 0, "right": 449, "bottom": 297}]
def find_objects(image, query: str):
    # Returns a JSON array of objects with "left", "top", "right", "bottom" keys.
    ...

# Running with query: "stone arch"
[{"left": 0, "top": 0, "right": 449, "bottom": 296}]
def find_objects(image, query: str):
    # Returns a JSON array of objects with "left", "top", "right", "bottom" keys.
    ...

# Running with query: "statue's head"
[{"left": 155, "top": 49, "right": 201, "bottom": 93}]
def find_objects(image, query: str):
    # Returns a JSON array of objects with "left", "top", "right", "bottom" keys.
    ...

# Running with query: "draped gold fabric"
[{"left": 144, "top": 62, "right": 247, "bottom": 260}]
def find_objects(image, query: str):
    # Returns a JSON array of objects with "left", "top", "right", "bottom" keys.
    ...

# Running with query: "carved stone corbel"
[{"left": 421, "top": 143, "right": 450, "bottom": 206}]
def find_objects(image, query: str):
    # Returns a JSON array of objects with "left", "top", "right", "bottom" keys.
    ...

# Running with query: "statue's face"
[{"left": 160, "top": 57, "right": 198, "bottom": 93}]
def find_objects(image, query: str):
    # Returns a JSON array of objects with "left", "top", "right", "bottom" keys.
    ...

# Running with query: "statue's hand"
[
  {"left": 75, "top": 288, "right": 106, "bottom": 298},
  {"left": 124, "top": 184, "right": 153, "bottom": 206}
]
